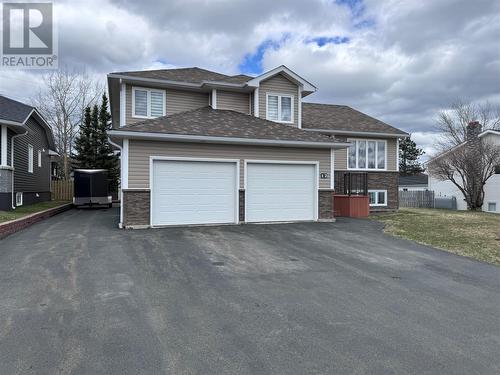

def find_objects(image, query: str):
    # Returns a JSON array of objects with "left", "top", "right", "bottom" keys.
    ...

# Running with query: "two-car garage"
[{"left": 151, "top": 158, "right": 318, "bottom": 226}]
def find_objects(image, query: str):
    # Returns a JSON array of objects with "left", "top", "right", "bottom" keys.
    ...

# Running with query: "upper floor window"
[
  {"left": 348, "top": 139, "right": 386, "bottom": 170},
  {"left": 266, "top": 94, "right": 293, "bottom": 123},
  {"left": 28, "top": 144, "right": 33, "bottom": 173},
  {"left": 132, "top": 87, "right": 165, "bottom": 119},
  {"left": 38, "top": 150, "right": 42, "bottom": 167}
]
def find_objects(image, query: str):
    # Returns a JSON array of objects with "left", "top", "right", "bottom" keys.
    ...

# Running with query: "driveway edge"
[{"left": 0, "top": 203, "right": 73, "bottom": 240}]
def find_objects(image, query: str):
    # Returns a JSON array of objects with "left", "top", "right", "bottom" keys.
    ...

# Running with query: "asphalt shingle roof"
[
  {"left": 0, "top": 95, "right": 33, "bottom": 123},
  {"left": 302, "top": 102, "right": 408, "bottom": 135},
  {"left": 111, "top": 67, "right": 252, "bottom": 85},
  {"left": 399, "top": 174, "right": 429, "bottom": 186},
  {"left": 116, "top": 106, "right": 346, "bottom": 144}
]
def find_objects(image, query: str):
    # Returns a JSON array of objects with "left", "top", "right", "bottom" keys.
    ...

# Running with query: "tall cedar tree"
[
  {"left": 74, "top": 94, "right": 119, "bottom": 190},
  {"left": 74, "top": 106, "right": 93, "bottom": 168},
  {"left": 399, "top": 136, "right": 425, "bottom": 175},
  {"left": 96, "top": 94, "right": 119, "bottom": 191}
]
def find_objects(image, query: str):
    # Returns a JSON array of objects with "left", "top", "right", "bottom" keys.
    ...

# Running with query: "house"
[
  {"left": 0, "top": 95, "right": 56, "bottom": 210},
  {"left": 107, "top": 65, "right": 408, "bottom": 228},
  {"left": 427, "top": 125, "right": 500, "bottom": 213},
  {"left": 399, "top": 174, "right": 429, "bottom": 191}
]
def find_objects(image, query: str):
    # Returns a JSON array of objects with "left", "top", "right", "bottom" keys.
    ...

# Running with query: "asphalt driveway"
[{"left": 1, "top": 207, "right": 500, "bottom": 374}]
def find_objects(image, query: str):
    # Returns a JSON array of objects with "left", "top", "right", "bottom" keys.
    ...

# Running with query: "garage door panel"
[
  {"left": 246, "top": 163, "right": 316, "bottom": 222},
  {"left": 152, "top": 160, "right": 237, "bottom": 226}
]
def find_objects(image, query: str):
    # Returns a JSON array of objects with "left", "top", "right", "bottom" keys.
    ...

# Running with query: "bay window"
[
  {"left": 266, "top": 94, "right": 293, "bottom": 123},
  {"left": 348, "top": 139, "right": 387, "bottom": 170},
  {"left": 132, "top": 87, "right": 165, "bottom": 118}
]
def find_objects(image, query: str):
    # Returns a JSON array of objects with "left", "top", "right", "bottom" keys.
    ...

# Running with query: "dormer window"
[
  {"left": 266, "top": 93, "right": 293, "bottom": 123},
  {"left": 132, "top": 87, "right": 165, "bottom": 119}
]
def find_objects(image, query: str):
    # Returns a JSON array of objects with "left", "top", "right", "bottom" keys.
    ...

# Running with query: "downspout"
[
  {"left": 108, "top": 137, "right": 123, "bottom": 228},
  {"left": 11, "top": 131, "right": 28, "bottom": 209}
]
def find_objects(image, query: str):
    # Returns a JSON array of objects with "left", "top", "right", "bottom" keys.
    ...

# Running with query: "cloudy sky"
[{"left": 1, "top": 0, "right": 499, "bottom": 156}]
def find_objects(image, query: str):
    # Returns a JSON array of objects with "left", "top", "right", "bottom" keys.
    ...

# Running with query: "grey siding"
[
  {"left": 217, "top": 90, "right": 250, "bottom": 114},
  {"left": 13, "top": 116, "right": 51, "bottom": 193},
  {"left": 334, "top": 137, "right": 398, "bottom": 171},
  {"left": 125, "top": 84, "right": 208, "bottom": 126},
  {"left": 258, "top": 74, "right": 299, "bottom": 127},
  {"left": 127, "top": 140, "right": 331, "bottom": 189}
]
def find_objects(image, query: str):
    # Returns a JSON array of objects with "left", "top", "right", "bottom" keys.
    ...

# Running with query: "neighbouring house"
[
  {"left": 399, "top": 174, "right": 429, "bottom": 191},
  {"left": 0, "top": 95, "right": 57, "bottom": 211},
  {"left": 427, "top": 125, "right": 500, "bottom": 213},
  {"left": 108, "top": 65, "right": 408, "bottom": 228}
]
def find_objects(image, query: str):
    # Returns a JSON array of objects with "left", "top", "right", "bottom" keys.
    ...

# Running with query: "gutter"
[
  {"left": 107, "top": 74, "right": 247, "bottom": 90},
  {"left": 303, "top": 128, "right": 409, "bottom": 138},
  {"left": 11, "top": 130, "right": 28, "bottom": 209},
  {"left": 108, "top": 130, "right": 350, "bottom": 149},
  {"left": 108, "top": 137, "right": 124, "bottom": 228}
]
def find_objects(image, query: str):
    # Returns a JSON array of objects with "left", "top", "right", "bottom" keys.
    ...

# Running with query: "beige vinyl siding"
[
  {"left": 217, "top": 90, "right": 250, "bottom": 114},
  {"left": 128, "top": 140, "right": 331, "bottom": 189},
  {"left": 259, "top": 74, "right": 299, "bottom": 127},
  {"left": 334, "top": 137, "right": 398, "bottom": 171},
  {"left": 125, "top": 84, "right": 208, "bottom": 125}
]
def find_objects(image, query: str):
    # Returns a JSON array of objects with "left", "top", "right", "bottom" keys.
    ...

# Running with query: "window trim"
[
  {"left": 347, "top": 139, "right": 388, "bottom": 171},
  {"left": 131, "top": 86, "right": 166, "bottom": 119},
  {"left": 28, "top": 144, "right": 33, "bottom": 173},
  {"left": 368, "top": 189, "right": 387, "bottom": 207},
  {"left": 38, "top": 150, "right": 42, "bottom": 168},
  {"left": 265, "top": 92, "right": 294, "bottom": 124}
]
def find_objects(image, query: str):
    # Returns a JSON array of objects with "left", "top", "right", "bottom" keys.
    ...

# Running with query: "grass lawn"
[
  {"left": 372, "top": 208, "right": 500, "bottom": 265},
  {"left": 0, "top": 201, "right": 70, "bottom": 223}
]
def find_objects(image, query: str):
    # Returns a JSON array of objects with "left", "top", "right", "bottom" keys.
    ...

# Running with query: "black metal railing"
[{"left": 336, "top": 172, "right": 368, "bottom": 196}]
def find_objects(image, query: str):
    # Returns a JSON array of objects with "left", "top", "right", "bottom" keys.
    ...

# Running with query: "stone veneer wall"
[
  {"left": 319, "top": 190, "right": 334, "bottom": 219},
  {"left": 334, "top": 171, "right": 399, "bottom": 210},
  {"left": 123, "top": 189, "right": 150, "bottom": 227}
]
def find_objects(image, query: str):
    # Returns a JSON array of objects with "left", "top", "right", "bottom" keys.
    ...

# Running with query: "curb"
[{"left": 0, "top": 203, "right": 73, "bottom": 240}]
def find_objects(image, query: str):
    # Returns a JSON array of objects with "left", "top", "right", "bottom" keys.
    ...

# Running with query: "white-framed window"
[
  {"left": 348, "top": 139, "right": 387, "bottom": 170},
  {"left": 28, "top": 144, "right": 33, "bottom": 173},
  {"left": 132, "top": 87, "right": 166, "bottom": 119},
  {"left": 488, "top": 202, "right": 497, "bottom": 212},
  {"left": 38, "top": 150, "right": 42, "bottom": 167},
  {"left": 368, "top": 190, "right": 387, "bottom": 207},
  {"left": 16, "top": 192, "right": 23, "bottom": 206},
  {"left": 266, "top": 93, "right": 294, "bottom": 123}
]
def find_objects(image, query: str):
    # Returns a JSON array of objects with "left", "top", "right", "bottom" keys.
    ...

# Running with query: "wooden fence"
[
  {"left": 51, "top": 180, "right": 73, "bottom": 201},
  {"left": 399, "top": 190, "right": 435, "bottom": 208}
]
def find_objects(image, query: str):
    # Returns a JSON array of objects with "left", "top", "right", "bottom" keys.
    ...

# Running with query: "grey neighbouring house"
[
  {"left": 399, "top": 174, "right": 429, "bottom": 191},
  {"left": 0, "top": 95, "right": 57, "bottom": 211},
  {"left": 107, "top": 65, "right": 408, "bottom": 228}
]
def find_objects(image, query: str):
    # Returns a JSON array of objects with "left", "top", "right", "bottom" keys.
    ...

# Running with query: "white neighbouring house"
[{"left": 427, "top": 129, "right": 500, "bottom": 213}]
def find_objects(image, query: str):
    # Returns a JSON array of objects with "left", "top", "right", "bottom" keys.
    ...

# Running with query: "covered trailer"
[{"left": 73, "top": 169, "right": 112, "bottom": 208}]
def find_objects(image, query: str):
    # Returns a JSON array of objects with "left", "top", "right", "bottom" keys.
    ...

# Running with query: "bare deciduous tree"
[
  {"left": 32, "top": 68, "right": 104, "bottom": 179},
  {"left": 428, "top": 101, "right": 500, "bottom": 210}
]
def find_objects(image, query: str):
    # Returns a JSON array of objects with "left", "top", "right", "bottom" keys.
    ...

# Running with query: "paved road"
[{"left": 0, "top": 207, "right": 499, "bottom": 374}]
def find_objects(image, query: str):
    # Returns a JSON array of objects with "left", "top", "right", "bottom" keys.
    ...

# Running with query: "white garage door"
[
  {"left": 246, "top": 162, "right": 317, "bottom": 222},
  {"left": 151, "top": 159, "right": 238, "bottom": 226}
]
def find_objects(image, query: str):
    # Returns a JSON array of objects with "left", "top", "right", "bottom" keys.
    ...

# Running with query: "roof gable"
[
  {"left": 246, "top": 65, "right": 316, "bottom": 93},
  {"left": 0, "top": 95, "right": 33, "bottom": 124}
]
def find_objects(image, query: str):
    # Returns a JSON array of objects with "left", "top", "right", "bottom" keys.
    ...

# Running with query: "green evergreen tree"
[
  {"left": 399, "top": 135, "right": 425, "bottom": 175},
  {"left": 74, "top": 106, "right": 93, "bottom": 168},
  {"left": 89, "top": 104, "right": 99, "bottom": 168},
  {"left": 95, "top": 94, "right": 119, "bottom": 192}
]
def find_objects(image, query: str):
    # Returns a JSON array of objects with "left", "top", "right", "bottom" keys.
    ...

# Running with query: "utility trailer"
[{"left": 73, "top": 169, "right": 112, "bottom": 208}]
